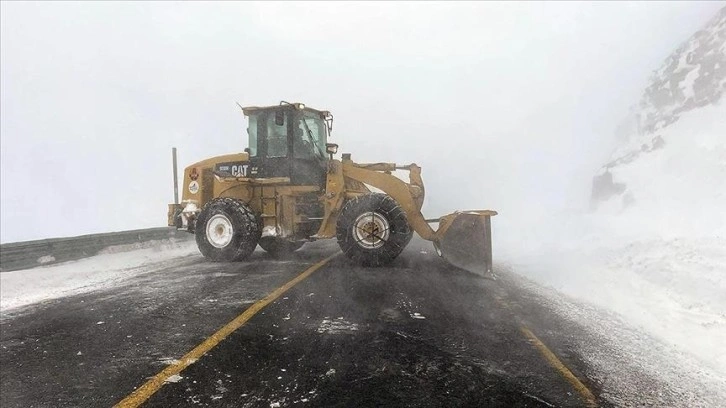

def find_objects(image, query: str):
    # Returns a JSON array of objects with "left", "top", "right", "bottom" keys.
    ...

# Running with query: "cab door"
[
  {"left": 289, "top": 111, "right": 327, "bottom": 186},
  {"left": 248, "top": 109, "right": 292, "bottom": 180}
]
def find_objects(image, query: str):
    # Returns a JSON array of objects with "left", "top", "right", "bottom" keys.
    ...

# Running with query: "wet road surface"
[{"left": 1, "top": 238, "right": 612, "bottom": 407}]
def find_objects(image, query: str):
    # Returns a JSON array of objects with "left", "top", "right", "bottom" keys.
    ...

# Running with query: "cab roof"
[{"left": 241, "top": 101, "right": 329, "bottom": 117}]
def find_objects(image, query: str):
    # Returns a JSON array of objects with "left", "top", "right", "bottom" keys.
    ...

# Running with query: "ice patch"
[
  {"left": 316, "top": 318, "right": 359, "bottom": 334},
  {"left": 165, "top": 374, "right": 183, "bottom": 383},
  {"left": 396, "top": 294, "right": 426, "bottom": 320},
  {"left": 680, "top": 65, "right": 701, "bottom": 100},
  {"left": 158, "top": 357, "right": 181, "bottom": 366},
  {"left": 211, "top": 273, "right": 236, "bottom": 278},
  {"left": 37, "top": 255, "right": 55, "bottom": 264},
  {"left": 215, "top": 379, "right": 228, "bottom": 394}
]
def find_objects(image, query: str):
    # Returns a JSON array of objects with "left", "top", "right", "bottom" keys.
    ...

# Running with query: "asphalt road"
[{"left": 1, "top": 238, "right": 613, "bottom": 407}]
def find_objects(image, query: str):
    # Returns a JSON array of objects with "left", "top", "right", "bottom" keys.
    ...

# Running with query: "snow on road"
[
  {"left": 0, "top": 238, "right": 199, "bottom": 313},
  {"left": 513, "top": 273, "right": 726, "bottom": 407},
  {"left": 502, "top": 233, "right": 726, "bottom": 375},
  {"left": 497, "top": 64, "right": 726, "bottom": 395}
]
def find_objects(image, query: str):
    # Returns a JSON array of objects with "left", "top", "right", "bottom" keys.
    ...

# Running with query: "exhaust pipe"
[
  {"left": 172, "top": 147, "right": 179, "bottom": 205},
  {"left": 167, "top": 147, "right": 183, "bottom": 228}
]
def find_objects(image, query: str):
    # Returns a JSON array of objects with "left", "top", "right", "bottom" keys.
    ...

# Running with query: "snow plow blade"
[{"left": 434, "top": 211, "right": 497, "bottom": 278}]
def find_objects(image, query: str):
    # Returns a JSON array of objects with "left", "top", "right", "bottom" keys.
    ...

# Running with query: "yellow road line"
[
  {"left": 114, "top": 254, "right": 337, "bottom": 408},
  {"left": 520, "top": 326, "right": 598, "bottom": 407}
]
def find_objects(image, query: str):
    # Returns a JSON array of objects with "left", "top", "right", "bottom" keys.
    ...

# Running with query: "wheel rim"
[
  {"left": 206, "top": 214, "right": 234, "bottom": 248},
  {"left": 353, "top": 212, "right": 390, "bottom": 249}
]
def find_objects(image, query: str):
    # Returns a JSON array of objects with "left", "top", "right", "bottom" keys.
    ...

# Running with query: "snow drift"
[
  {"left": 500, "top": 6, "right": 726, "bottom": 381},
  {"left": 0, "top": 239, "right": 199, "bottom": 313}
]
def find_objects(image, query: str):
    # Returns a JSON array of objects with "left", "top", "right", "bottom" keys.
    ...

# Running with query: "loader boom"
[{"left": 314, "top": 155, "right": 498, "bottom": 275}]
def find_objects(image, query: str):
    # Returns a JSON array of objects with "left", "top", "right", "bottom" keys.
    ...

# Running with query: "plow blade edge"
[{"left": 435, "top": 211, "right": 496, "bottom": 278}]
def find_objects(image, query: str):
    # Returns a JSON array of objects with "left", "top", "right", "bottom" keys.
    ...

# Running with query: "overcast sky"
[{"left": 1, "top": 1, "right": 723, "bottom": 243}]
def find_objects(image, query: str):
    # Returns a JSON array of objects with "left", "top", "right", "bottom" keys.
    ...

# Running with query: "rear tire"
[
  {"left": 258, "top": 238, "right": 304, "bottom": 257},
  {"left": 336, "top": 193, "right": 413, "bottom": 266},
  {"left": 195, "top": 198, "right": 261, "bottom": 261}
]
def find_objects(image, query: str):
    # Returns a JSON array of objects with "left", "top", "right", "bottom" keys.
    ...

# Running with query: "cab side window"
[
  {"left": 293, "top": 119, "right": 315, "bottom": 159},
  {"left": 265, "top": 111, "right": 288, "bottom": 158},
  {"left": 247, "top": 115, "right": 259, "bottom": 157}
]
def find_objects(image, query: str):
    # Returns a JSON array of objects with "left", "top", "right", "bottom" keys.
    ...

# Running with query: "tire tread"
[
  {"left": 336, "top": 193, "right": 413, "bottom": 266},
  {"left": 195, "top": 197, "right": 261, "bottom": 262}
]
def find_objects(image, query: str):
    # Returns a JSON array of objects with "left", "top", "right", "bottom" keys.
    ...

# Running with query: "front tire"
[
  {"left": 336, "top": 193, "right": 413, "bottom": 266},
  {"left": 195, "top": 198, "right": 261, "bottom": 261}
]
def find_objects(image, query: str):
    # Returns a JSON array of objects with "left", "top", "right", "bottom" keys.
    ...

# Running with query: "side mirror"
[
  {"left": 274, "top": 111, "right": 285, "bottom": 126},
  {"left": 320, "top": 111, "right": 333, "bottom": 134},
  {"left": 325, "top": 112, "right": 333, "bottom": 134}
]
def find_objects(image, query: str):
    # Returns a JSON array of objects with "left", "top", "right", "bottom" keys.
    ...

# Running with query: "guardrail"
[{"left": 0, "top": 227, "right": 193, "bottom": 272}]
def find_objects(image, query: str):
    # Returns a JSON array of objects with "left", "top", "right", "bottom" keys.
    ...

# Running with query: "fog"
[{"left": 1, "top": 1, "right": 722, "bottom": 243}]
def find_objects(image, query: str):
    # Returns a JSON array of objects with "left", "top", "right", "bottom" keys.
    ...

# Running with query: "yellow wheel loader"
[{"left": 167, "top": 102, "right": 497, "bottom": 274}]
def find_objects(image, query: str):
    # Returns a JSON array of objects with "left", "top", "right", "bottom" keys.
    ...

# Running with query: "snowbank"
[
  {"left": 597, "top": 103, "right": 726, "bottom": 236},
  {"left": 0, "top": 239, "right": 199, "bottom": 313},
  {"left": 501, "top": 232, "right": 726, "bottom": 375},
  {"left": 498, "top": 98, "right": 726, "bottom": 380}
]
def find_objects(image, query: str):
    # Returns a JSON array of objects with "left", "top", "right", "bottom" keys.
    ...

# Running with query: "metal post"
[
  {"left": 484, "top": 215, "right": 493, "bottom": 275},
  {"left": 172, "top": 147, "right": 179, "bottom": 204}
]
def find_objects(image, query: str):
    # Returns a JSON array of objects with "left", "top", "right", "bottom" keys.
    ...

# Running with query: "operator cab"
[{"left": 242, "top": 102, "right": 333, "bottom": 186}]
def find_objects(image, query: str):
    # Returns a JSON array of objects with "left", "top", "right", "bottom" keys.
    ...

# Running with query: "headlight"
[{"left": 326, "top": 143, "right": 339, "bottom": 155}]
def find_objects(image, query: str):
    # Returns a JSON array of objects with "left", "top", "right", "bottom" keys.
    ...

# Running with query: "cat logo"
[
  {"left": 230, "top": 164, "right": 248, "bottom": 177},
  {"left": 189, "top": 167, "right": 199, "bottom": 181}
]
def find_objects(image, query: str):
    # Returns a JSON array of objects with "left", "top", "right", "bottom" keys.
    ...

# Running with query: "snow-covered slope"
[
  {"left": 597, "top": 102, "right": 726, "bottom": 237},
  {"left": 593, "top": 6, "right": 726, "bottom": 215},
  {"left": 588, "top": 7, "right": 726, "bottom": 372},
  {"left": 500, "top": 7, "right": 726, "bottom": 396},
  {"left": 587, "top": 6, "right": 726, "bottom": 373}
]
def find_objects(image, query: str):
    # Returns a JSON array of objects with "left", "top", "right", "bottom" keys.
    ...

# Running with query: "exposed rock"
[{"left": 592, "top": 7, "right": 726, "bottom": 209}]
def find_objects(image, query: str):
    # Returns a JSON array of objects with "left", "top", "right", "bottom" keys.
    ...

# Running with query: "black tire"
[
  {"left": 336, "top": 193, "right": 413, "bottom": 266},
  {"left": 195, "top": 197, "right": 261, "bottom": 262},
  {"left": 258, "top": 238, "right": 304, "bottom": 257}
]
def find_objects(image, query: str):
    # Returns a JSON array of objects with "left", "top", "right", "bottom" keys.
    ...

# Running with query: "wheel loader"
[{"left": 167, "top": 101, "right": 497, "bottom": 274}]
